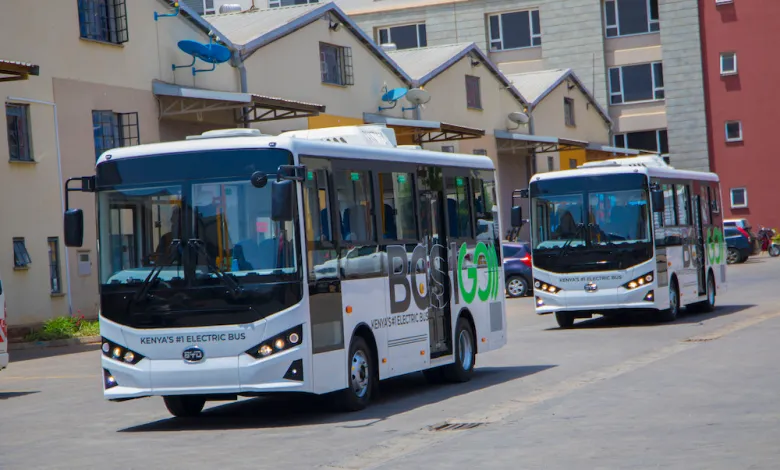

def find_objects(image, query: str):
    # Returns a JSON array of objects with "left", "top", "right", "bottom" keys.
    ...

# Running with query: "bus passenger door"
[
  {"left": 692, "top": 195, "right": 707, "bottom": 296},
  {"left": 419, "top": 189, "right": 452, "bottom": 358}
]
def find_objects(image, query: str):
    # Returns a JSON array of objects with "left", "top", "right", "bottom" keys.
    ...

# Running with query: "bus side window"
[
  {"left": 445, "top": 176, "right": 473, "bottom": 239},
  {"left": 377, "top": 172, "right": 417, "bottom": 242},
  {"left": 675, "top": 184, "right": 691, "bottom": 226}
]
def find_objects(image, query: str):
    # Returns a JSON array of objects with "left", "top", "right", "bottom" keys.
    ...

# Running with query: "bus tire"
[
  {"left": 657, "top": 279, "right": 680, "bottom": 322},
  {"left": 555, "top": 312, "right": 574, "bottom": 329},
  {"left": 338, "top": 335, "right": 374, "bottom": 412},
  {"left": 163, "top": 395, "right": 205, "bottom": 418},
  {"left": 443, "top": 317, "right": 476, "bottom": 383},
  {"left": 690, "top": 273, "right": 716, "bottom": 313}
]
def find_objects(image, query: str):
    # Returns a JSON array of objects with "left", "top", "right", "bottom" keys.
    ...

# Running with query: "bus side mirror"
[
  {"left": 64, "top": 209, "right": 84, "bottom": 247},
  {"left": 511, "top": 206, "right": 523, "bottom": 228},
  {"left": 271, "top": 180, "right": 294, "bottom": 222},
  {"left": 651, "top": 190, "right": 665, "bottom": 213}
]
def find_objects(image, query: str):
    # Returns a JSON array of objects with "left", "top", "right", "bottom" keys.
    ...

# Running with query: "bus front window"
[
  {"left": 588, "top": 189, "right": 650, "bottom": 245},
  {"left": 533, "top": 194, "right": 586, "bottom": 250}
]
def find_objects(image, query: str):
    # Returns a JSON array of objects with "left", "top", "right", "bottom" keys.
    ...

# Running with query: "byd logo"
[
  {"left": 182, "top": 347, "right": 204, "bottom": 363},
  {"left": 387, "top": 242, "right": 500, "bottom": 314}
]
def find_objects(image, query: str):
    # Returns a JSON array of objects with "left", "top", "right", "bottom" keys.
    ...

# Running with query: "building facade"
[
  {"left": 335, "top": 0, "right": 710, "bottom": 171},
  {"left": 700, "top": 0, "right": 778, "bottom": 227}
]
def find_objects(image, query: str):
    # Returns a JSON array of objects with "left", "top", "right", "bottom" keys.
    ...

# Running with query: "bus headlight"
[
  {"left": 534, "top": 279, "right": 562, "bottom": 294},
  {"left": 623, "top": 272, "right": 654, "bottom": 290},
  {"left": 246, "top": 325, "right": 304, "bottom": 360},
  {"left": 101, "top": 338, "right": 144, "bottom": 365}
]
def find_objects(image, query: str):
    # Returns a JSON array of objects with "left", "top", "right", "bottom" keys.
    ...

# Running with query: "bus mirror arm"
[{"left": 276, "top": 164, "right": 307, "bottom": 182}]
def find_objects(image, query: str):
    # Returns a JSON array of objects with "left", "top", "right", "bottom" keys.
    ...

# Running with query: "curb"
[{"left": 9, "top": 336, "right": 102, "bottom": 351}]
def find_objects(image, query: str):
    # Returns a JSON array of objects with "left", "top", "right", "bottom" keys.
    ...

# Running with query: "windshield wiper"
[
  {"left": 560, "top": 223, "right": 588, "bottom": 258},
  {"left": 187, "top": 238, "right": 243, "bottom": 299},
  {"left": 131, "top": 239, "right": 181, "bottom": 303}
]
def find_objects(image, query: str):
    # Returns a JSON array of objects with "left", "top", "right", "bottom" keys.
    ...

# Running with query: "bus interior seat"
[{"left": 383, "top": 204, "right": 397, "bottom": 239}]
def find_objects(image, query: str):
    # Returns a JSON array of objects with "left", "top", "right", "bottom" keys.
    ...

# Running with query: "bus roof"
[
  {"left": 531, "top": 155, "right": 719, "bottom": 183},
  {"left": 95, "top": 126, "right": 495, "bottom": 171}
]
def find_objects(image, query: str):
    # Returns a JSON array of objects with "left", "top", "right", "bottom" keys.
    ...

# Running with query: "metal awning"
[
  {"left": 495, "top": 130, "right": 588, "bottom": 153},
  {"left": 153, "top": 81, "right": 325, "bottom": 122},
  {"left": 586, "top": 143, "right": 642, "bottom": 156},
  {"left": 364, "top": 113, "right": 485, "bottom": 143},
  {"left": 0, "top": 59, "right": 40, "bottom": 82}
]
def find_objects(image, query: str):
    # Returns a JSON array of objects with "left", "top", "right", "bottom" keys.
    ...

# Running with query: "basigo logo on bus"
[{"left": 387, "top": 241, "right": 500, "bottom": 314}]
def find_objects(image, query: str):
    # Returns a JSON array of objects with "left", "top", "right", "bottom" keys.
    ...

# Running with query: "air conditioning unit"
[{"left": 218, "top": 4, "right": 243, "bottom": 13}]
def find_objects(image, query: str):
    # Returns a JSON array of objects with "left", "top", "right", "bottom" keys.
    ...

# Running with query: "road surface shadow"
[
  {"left": 544, "top": 304, "right": 754, "bottom": 330},
  {"left": 9, "top": 343, "right": 100, "bottom": 363},
  {"left": 118, "top": 364, "right": 555, "bottom": 433},
  {"left": 0, "top": 391, "right": 39, "bottom": 400}
]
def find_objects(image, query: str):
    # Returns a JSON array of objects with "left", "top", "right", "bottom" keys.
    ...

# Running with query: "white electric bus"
[
  {"left": 63, "top": 125, "right": 507, "bottom": 417},
  {"left": 513, "top": 155, "right": 727, "bottom": 328}
]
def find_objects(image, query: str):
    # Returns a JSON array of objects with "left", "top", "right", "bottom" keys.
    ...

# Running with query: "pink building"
[{"left": 700, "top": 0, "right": 780, "bottom": 228}]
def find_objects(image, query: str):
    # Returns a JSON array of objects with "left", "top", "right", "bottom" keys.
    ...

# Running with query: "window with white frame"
[
  {"left": 725, "top": 121, "right": 742, "bottom": 142},
  {"left": 269, "top": 0, "right": 318, "bottom": 7},
  {"left": 614, "top": 129, "right": 668, "bottom": 154},
  {"left": 203, "top": 0, "right": 215, "bottom": 14},
  {"left": 377, "top": 24, "right": 427, "bottom": 50},
  {"left": 609, "top": 61, "right": 664, "bottom": 104},
  {"left": 320, "top": 43, "right": 354, "bottom": 86},
  {"left": 720, "top": 52, "right": 737, "bottom": 75},
  {"left": 604, "top": 0, "right": 659, "bottom": 38},
  {"left": 730, "top": 187, "right": 747, "bottom": 208},
  {"left": 488, "top": 9, "right": 541, "bottom": 51}
]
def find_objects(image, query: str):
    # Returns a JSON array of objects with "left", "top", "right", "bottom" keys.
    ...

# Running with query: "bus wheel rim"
[
  {"left": 458, "top": 330, "right": 473, "bottom": 371},
  {"left": 708, "top": 278, "right": 715, "bottom": 305},
  {"left": 351, "top": 350, "right": 370, "bottom": 398}
]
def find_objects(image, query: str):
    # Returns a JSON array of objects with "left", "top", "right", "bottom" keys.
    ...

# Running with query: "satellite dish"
[
  {"left": 406, "top": 88, "right": 431, "bottom": 106},
  {"left": 177, "top": 40, "right": 231, "bottom": 64},
  {"left": 381, "top": 88, "right": 408, "bottom": 103},
  {"left": 508, "top": 111, "right": 530, "bottom": 124}
]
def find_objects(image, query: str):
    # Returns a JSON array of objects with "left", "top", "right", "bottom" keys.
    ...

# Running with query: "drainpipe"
[
  {"left": 6, "top": 96, "right": 72, "bottom": 316},
  {"left": 233, "top": 49, "right": 249, "bottom": 129},
  {"left": 527, "top": 103, "right": 538, "bottom": 175}
]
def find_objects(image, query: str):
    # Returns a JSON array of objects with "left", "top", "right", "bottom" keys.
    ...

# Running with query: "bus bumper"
[
  {"left": 534, "top": 284, "right": 657, "bottom": 315},
  {"left": 101, "top": 348, "right": 312, "bottom": 401},
  {"left": 0, "top": 352, "right": 8, "bottom": 370}
]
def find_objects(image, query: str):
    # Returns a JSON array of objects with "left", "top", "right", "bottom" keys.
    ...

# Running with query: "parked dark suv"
[
  {"left": 502, "top": 242, "right": 533, "bottom": 298},
  {"left": 724, "top": 218, "right": 761, "bottom": 256},
  {"left": 725, "top": 226, "right": 753, "bottom": 264}
]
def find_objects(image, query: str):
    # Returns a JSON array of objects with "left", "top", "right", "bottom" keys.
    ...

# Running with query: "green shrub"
[{"left": 23, "top": 315, "right": 100, "bottom": 342}]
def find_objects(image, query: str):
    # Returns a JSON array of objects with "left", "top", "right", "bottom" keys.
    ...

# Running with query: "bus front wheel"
[
  {"left": 657, "top": 280, "right": 680, "bottom": 322},
  {"left": 338, "top": 336, "right": 374, "bottom": 412},
  {"left": 555, "top": 312, "right": 574, "bottom": 329},
  {"left": 163, "top": 395, "right": 205, "bottom": 418},
  {"left": 443, "top": 317, "right": 476, "bottom": 383}
]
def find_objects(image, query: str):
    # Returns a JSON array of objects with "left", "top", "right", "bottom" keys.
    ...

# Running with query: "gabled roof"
[
  {"left": 335, "top": 0, "right": 465, "bottom": 15},
  {"left": 204, "top": 1, "right": 413, "bottom": 85},
  {"left": 157, "top": 0, "right": 236, "bottom": 50},
  {"left": 387, "top": 43, "right": 528, "bottom": 106},
  {"left": 505, "top": 68, "right": 611, "bottom": 125}
]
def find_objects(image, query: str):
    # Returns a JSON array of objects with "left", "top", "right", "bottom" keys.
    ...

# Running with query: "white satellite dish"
[
  {"left": 406, "top": 88, "right": 431, "bottom": 106},
  {"left": 508, "top": 111, "right": 530, "bottom": 124}
]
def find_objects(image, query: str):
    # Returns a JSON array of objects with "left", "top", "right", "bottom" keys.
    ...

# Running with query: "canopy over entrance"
[
  {"left": 0, "top": 59, "right": 40, "bottom": 82},
  {"left": 364, "top": 113, "right": 485, "bottom": 144},
  {"left": 153, "top": 81, "right": 325, "bottom": 123}
]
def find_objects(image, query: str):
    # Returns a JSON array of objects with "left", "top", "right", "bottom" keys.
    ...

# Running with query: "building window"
[
  {"left": 466, "top": 75, "right": 481, "bottom": 109},
  {"left": 269, "top": 0, "right": 318, "bottom": 6},
  {"left": 604, "top": 0, "right": 659, "bottom": 38},
  {"left": 564, "top": 97, "right": 575, "bottom": 127},
  {"left": 725, "top": 121, "right": 742, "bottom": 142},
  {"left": 488, "top": 9, "right": 541, "bottom": 51},
  {"left": 614, "top": 129, "right": 668, "bottom": 154},
  {"left": 569, "top": 158, "right": 578, "bottom": 169},
  {"left": 77, "top": 0, "right": 129, "bottom": 44},
  {"left": 6, "top": 103, "right": 33, "bottom": 162},
  {"left": 92, "top": 110, "right": 140, "bottom": 160},
  {"left": 473, "top": 149, "right": 488, "bottom": 156},
  {"left": 377, "top": 23, "right": 427, "bottom": 50},
  {"left": 13, "top": 238, "right": 31, "bottom": 269},
  {"left": 48, "top": 238, "right": 62, "bottom": 294},
  {"left": 203, "top": 0, "right": 215, "bottom": 14},
  {"left": 609, "top": 62, "right": 664, "bottom": 104},
  {"left": 730, "top": 188, "right": 747, "bottom": 208},
  {"left": 720, "top": 52, "right": 737, "bottom": 75},
  {"left": 320, "top": 43, "right": 354, "bottom": 86},
  {"left": 547, "top": 156, "right": 554, "bottom": 171},
  {"left": 441, "top": 145, "right": 455, "bottom": 153}
]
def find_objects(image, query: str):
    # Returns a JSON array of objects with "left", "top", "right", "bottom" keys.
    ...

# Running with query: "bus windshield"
[
  {"left": 531, "top": 173, "right": 653, "bottom": 273},
  {"left": 94, "top": 148, "right": 302, "bottom": 329}
]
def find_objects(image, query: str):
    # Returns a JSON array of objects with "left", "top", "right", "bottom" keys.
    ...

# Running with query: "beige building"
[
  {"left": 0, "top": 0, "right": 330, "bottom": 330},
  {"left": 329, "top": 0, "right": 708, "bottom": 171}
]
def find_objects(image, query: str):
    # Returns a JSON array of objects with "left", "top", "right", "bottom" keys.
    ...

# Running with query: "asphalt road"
[{"left": 2, "top": 255, "right": 779, "bottom": 469}]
